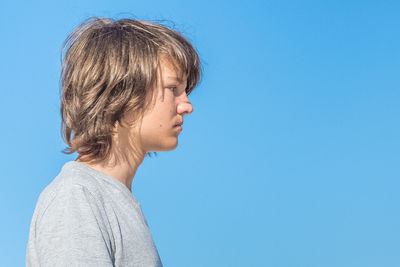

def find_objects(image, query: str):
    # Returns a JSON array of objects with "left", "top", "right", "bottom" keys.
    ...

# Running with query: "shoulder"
[
  {"left": 41, "top": 161, "right": 105, "bottom": 201},
  {"left": 32, "top": 162, "right": 106, "bottom": 225}
]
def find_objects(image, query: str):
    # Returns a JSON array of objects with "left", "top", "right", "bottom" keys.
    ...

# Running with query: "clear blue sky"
[{"left": 0, "top": 0, "right": 399, "bottom": 266}]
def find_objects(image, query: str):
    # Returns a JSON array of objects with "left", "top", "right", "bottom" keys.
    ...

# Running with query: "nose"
[{"left": 177, "top": 97, "right": 193, "bottom": 115}]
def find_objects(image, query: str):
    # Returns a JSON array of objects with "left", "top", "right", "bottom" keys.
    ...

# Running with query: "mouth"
[{"left": 174, "top": 123, "right": 183, "bottom": 131}]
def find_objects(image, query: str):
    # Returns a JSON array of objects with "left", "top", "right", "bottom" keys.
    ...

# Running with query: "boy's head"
[{"left": 60, "top": 17, "right": 201, "bottom": 164}]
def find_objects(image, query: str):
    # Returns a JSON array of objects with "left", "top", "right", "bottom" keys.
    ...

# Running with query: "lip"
[{"left": 174, "top": 125, "right": 183, "bottom": 131}]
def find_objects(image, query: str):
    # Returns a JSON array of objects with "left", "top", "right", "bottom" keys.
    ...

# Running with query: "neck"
[
  {"left": 75, "top": 118, "right": 148, "bottom": 191},
  {"left": 76, "top": 150, "right": 145, "bottom": 192}
]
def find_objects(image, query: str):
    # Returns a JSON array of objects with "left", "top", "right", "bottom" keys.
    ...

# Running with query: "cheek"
[{"left": 147, "top": 97, "right": 176, "bottom": 130}]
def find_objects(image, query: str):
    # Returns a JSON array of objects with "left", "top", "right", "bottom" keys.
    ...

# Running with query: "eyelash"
[{"left": 168, "top": 87, "right": 188, "bottom": 96}]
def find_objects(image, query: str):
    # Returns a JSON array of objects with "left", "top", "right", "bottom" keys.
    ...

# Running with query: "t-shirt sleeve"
[{"left": 33, "top": 184, "right": 114, "bottom": 266}]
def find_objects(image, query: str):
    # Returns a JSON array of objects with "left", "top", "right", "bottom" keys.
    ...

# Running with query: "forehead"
[{"left": 158, "top": 56, "right": 187, "bottom": 84}]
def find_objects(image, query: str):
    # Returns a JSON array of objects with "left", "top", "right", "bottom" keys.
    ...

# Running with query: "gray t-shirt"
[{"left": 26, "top": 161, "right": 163, "bottom": 267}]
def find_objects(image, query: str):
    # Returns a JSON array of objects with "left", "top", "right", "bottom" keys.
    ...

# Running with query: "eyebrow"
[{"left": 167, "top": 76, "right": 184, "bottom": 84}]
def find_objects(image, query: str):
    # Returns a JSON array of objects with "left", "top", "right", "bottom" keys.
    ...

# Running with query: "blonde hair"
[{"left": 60, "top": 17, "right": 201, "bottom": 163}]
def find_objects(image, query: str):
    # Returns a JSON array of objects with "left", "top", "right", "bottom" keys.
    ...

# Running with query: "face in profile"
[{"left": 136, "top": 58, "right": 194, "bottom": 153}]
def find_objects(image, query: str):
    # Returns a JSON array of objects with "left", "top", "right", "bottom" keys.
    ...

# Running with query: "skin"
[{"left": 76, "top": 57, "right": 193, "bottom": 191}]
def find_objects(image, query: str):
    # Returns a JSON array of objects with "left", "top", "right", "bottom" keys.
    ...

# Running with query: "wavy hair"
[{"left": 60, "top": 17, "right": 201, "bottom": 164}]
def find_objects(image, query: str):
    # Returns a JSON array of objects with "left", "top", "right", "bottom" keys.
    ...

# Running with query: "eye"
[{"left": 167, "top": 86, "right": 187, "bottom": 96}]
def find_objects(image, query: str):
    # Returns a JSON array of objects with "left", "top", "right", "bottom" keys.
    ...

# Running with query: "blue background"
[{"left": 1, "top": 0, "right": 399, "bottom": 266}]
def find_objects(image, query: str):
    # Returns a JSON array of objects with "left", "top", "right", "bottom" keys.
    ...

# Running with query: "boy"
[{"left": 26, "top": 16, "right": 201, "bottom": 266}]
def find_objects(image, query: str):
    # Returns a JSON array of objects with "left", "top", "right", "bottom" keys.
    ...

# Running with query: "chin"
[
  {"left": 165, "top": 141, "right": 178, "bottom": 151},
  {"left": 154, "top": 139, "right": 179, "bottom": 152}
]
